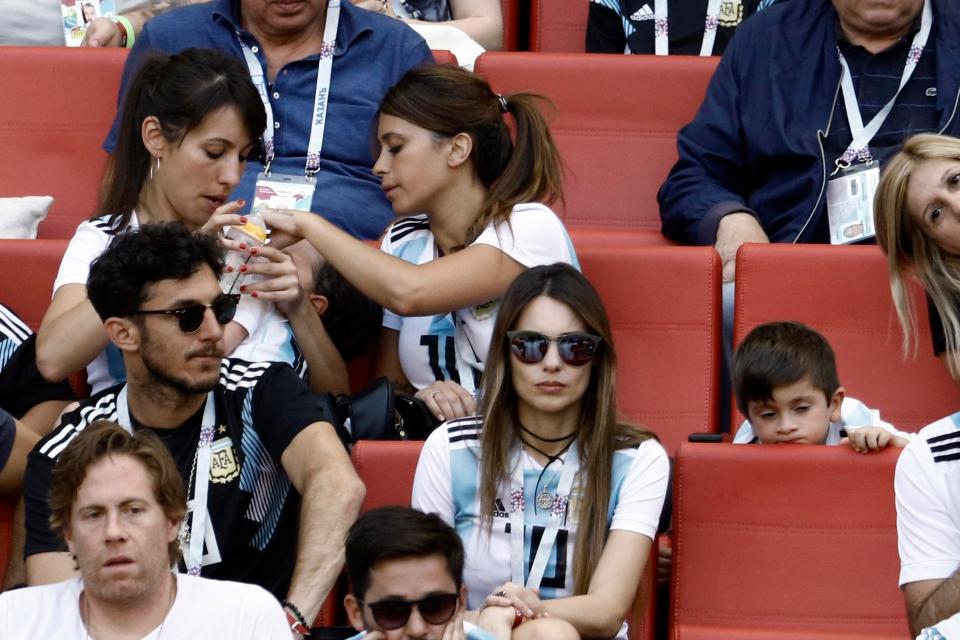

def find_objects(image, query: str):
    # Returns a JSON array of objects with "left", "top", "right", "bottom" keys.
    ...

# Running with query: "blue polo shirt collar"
[{"left": 210, "top": 0, "right": 372, "bottom": 57}]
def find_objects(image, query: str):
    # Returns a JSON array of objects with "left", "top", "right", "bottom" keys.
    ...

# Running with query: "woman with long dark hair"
[
  {"left": 37, "top": 48, "right": 346, "bottom": 394},
  {"left": 411, "top": 264, "right": 669, "bottom": 639},
  {"left": 265, "top": 64, "right": 577, "bottom": 416}
]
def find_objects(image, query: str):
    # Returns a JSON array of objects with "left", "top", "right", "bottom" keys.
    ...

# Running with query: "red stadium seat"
[
  {"left": 529, "top": 0, "right": 588, "bottom": 52},
  {"left": 501, "top": 0, "right": 520, "bottom": 50},
  {"left": 671, "top": 443, "right": 908, "bottom": 639},
  {"left": 0, "top": 500, "right": 12, "bottom": 585},
  {"left": 579, "top": 246, "right": 721, "bottom": 455},
  {"left": 431, "top": 49, "right": 458, "bottom": 65},
  {"left": 0, "top": 240, "right": 68, "bottom": 331},
  {"left": 0, "top": 47, "right": 127, "bottom": 240},
  {"left": 733, "top": 243, "right": 960, "bottom": 431},
  {"left": 475, "top": 52, "right": 717, "bottom": 236}
]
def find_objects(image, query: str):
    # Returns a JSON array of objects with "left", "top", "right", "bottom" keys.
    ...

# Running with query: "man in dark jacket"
[{"left": 658, "top": 0, "right": 960, "bottom": 282}]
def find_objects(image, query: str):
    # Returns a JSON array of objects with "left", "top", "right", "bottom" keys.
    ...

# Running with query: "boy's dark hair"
[
  {"left": 87, "top": 222, "right": 224, "bottom": 321},
  {"left": 314, "top": 261, "right": 381, "bottom": 361},
  {"left": 732, "top": 321, "right": 840, "bottom": 415},
  {"left": 345, "top": 506, "right": 464, "bottom": 600}
]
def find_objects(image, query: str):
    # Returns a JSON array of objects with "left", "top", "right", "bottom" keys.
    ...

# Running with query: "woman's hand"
[
  {"left": 482, "top": 582, "right": 546, "bottom": 620},
  {"left": 199, "top": 200, "right": 250, "bottom": 252},
  {"left": 261, "top": 208, "right": 310, "bottom": 250},
  {"left": 415, "top": 380, "right": 476, "bottom": 421},
  {"left": 237, "top": 245, "right": 307, "bottom": 317}
]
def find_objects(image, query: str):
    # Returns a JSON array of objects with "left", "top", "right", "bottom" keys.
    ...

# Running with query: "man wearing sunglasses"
[
  {"left": 344, "top": 506, "right": 496, "bottom": 640},
  {"left": 22, "top": 223, "right": 365, "bottom": 637}
]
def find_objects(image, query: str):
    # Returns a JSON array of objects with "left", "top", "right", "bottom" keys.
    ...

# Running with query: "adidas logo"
[{"left": 630, "top": 4, "right": 654, "bottom": 21}]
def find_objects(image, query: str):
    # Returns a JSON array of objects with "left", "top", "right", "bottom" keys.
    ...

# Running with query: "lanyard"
[
  {"left": 836, "top": 0, "right": 932, "bottom": 166},
  {"left": 509, "top": 442, "right": 579, "bottom": 590},
  {"left": 653, "top": 0, "right": 723, "bottom": 56},
  {"left": 115, "top": 386, "right": 217, "bottom": 576},
  {"left": 237, "top": 0, "right": 341, "bottom": 177}
]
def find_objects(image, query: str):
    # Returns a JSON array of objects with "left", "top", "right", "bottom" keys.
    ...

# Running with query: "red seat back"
[
  {"left": 0, "top": 47, "right": 127, "bottom": 240},
  {"left": 579, "top": 246, "right": 721, "bottom": 455},
  {"left": 672, "top": 443, "right": 908, "bottom": 639},
  {"left": 431, "top": 49, "right": 458, "bottom": 65},
  {"left": 734, "top": 243, "right": 960, "bottom": 431},
  {"left": 529, "top": 0, "right": 588, "bottom": 52},
  {"left": 501, "top": 0, "right": 520, "bottom": 50},
  {"left": 474, "top": 52, "right": 717, "bottom": 233},
  {"left": 351, "top": 439, "right": 423, "bottom": 512},
  {"left": 0, "top": 240, "right": 68, "bottom": 331}
]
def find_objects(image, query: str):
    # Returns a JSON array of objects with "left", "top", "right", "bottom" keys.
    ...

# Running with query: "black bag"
[{"left": 334, "top": 377, "right": 440, "bottom": 443}]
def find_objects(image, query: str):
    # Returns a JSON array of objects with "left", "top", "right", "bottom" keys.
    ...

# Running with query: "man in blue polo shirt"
[{"left": 104, "top": 0, "right": 433, "bottom": 241}]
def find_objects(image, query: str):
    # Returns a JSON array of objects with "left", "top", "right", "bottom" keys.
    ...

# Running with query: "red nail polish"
[
  {"left": 239, "top": 265, "right": 247, "bottom": 273},
  {"left": 239, "top": 243, "right": 247, "bottom": 251},
  {"left": 250, "top": 248, "right": 258, "bottom": 256},
  {"left": 251, "top": 291, "right": 259, "bottom": 298},
  {"left": 240, "top": 216, "right": 247, "bottom": 224},
  {"left": 237, "top": 199, "right": 245, "bottom": 207},
  {"left": 239, "top": 285, "right": 247, "bottom": 293},
  {"left": 226, "top": 266, "right": 234, "bottom": 273}
]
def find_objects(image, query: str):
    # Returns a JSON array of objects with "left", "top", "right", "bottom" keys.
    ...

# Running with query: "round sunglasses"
[
  {"left": 360, "top": 592, "right": 459, "bottom": 630},
  {"left": 507, "top": 330, "right": 602, "bottom": 366},
  {"left": 130, "top": 293, "right": 241, "bottom": 334}
]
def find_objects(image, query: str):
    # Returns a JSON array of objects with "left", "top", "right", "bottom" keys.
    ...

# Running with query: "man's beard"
[{"left": 140, "top": 335, "right": 221, "bottom": 397}]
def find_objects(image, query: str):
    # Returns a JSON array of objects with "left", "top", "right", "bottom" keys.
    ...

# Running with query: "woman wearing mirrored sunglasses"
[
  {"left": 37, "top": 48, "right": 348, "bottom": 397},
  {"left": 264, "top": 64, "right": 577, "bottom": 423},
  {"left": 411, "top": 264, "right": 669, "bottom": 640}
]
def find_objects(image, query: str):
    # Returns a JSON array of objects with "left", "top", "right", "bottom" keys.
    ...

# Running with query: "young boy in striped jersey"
[{"left": 731, "top": 321, "right": 911, "bottom": 451}]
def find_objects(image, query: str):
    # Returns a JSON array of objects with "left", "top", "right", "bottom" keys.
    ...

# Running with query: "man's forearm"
[
  {"left": 285, "top": 466, "right": 365, "bottom": 624},
  {"left": 909, "top": 571, "right": 960, "bottom": 635}
]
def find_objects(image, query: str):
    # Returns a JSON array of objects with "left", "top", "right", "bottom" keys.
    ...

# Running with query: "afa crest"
[
  {"left": 210, "top": 435, "right": 239, "bottom": 484},
  {"left": 718, "top": 0, "right": 743, "bottom": 28}
]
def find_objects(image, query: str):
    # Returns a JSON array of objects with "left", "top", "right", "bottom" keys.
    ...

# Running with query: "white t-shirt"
[
  {"left": 896, "top": 411, "right": 960, "bottom": 588},
  {"left": 733, "top": 396, "right": 914, "bottom": 445},
  {"left": 54, "top": 214, "right": 301, "bottom": 394},
  {"left": 919, "top": 611, "right": 960, "bottom": 639},
  {"left": 411, "top": 417, "right": 669, "bottom": 639},
  {"left": 380, "top": 203, "right": 578, "bottom": 393},
  {"left": 0, "top": 573, "right": 290, "bottom": 638}
]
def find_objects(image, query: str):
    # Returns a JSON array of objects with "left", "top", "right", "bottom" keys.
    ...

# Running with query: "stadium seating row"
[
  {"left": 345, "top": 439, "right": 908, "bottom": 640},
  {"left": 0, "top": 46, "right": 716, "bottom": 243},
  {"left": 1, "top": 239, "right": 956, "bottom": 453}
]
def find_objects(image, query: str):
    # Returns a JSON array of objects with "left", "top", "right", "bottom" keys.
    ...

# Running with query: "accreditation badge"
[
  {"left": 210, "top": 435, "right": 240, "bottom": 484},
  {"left": 252, "top": 172, "right": 316, "bottom": 214},
  {"left": 826, "top": 162, "right": 880, "bottom": 244}
]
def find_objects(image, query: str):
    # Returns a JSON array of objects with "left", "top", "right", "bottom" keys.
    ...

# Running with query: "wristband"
[
  {"left": 112, "top": 16, "right": 135, "bottom": 48},
  {"left": 512, "top": 607, "right": 523, "bottom": 629},
  {"left": 282, "top": 599, "right": 310, "bottom": 634}
]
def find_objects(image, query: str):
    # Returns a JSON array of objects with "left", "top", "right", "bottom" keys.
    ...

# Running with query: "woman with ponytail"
[{"left": 265, "top": 64, "right": 577, "bottom": 414}]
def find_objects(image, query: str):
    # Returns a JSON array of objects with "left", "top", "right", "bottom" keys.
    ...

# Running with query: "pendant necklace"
[{"left": 519, "top": 433, "right": 576, "bottom": 513}]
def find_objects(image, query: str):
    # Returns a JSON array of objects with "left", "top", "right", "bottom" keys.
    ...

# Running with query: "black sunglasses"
[
  {"left": 130, "top": 294, "right": 240, "bottom": 334},
  {"left": 507, "top": 330, "right": 602, "bottom": 366},
  {"left": 360, "top": 592, "right": 459, "bottom": 630}
]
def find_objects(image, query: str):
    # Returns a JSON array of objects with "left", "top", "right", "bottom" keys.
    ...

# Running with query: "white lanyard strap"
[
  {"left": 653, "top": 0, "right": 723, "bottom": 57},
  {"left": 115, "top": 386, "right": 217, "bottom": 575},
  {"left": 508, "top": 442, "right": 580, "bottom": 590},
  {"left": 237, "top": 0, "right": 341, "bottom": 177},
  {"left": 836, "top": 0, "right": 932, "bottom": 165}
]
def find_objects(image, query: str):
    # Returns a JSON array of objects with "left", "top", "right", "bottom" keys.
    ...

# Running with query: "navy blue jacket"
[{"left": 658, "top": 0, "right": 960, "bottom": 244}]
